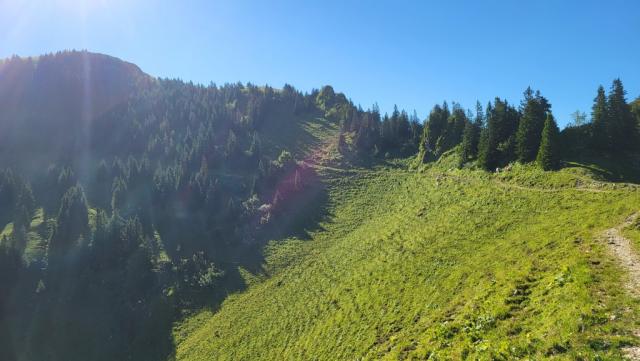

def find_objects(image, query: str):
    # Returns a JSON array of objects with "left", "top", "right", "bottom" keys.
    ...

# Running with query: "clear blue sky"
[{"left": 1, "top": 0, "right": 638, "bottom": 126}]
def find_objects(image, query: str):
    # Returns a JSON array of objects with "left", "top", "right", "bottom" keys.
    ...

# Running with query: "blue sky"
[{"left": 1, "top": 0, "right": 638, "bottom": 126}]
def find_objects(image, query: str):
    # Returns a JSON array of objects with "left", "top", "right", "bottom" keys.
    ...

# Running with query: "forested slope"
[{"left": 0, "top": 51, "right": 367, "bottom": 361}]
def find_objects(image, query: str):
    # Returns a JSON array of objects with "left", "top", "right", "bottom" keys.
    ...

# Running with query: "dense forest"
[
  {"left": 0, "top": 51, "right": 424, "bottom": 361},
  {"left": 414, "top": 81, "right": 639, "bottom": 173},
  {"left": 0, "top": 51, "right": 639, "bottom": 361}
]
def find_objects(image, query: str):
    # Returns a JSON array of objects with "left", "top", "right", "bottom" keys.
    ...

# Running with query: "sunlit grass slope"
[
  {"left": 174, "top": 160, "right": 640, "bottom": 360},
  {"left": 1, "top": 207, "right": 104, "bottom": 265}
]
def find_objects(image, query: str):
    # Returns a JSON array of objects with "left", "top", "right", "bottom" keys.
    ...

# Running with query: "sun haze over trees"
[{"left": 0, "top": 51, "right": 638, "bottom": 361}]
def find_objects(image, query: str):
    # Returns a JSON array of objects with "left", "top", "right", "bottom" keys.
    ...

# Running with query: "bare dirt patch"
[{"left": 602, "top": 213, "right": 640, "bottom": 359}]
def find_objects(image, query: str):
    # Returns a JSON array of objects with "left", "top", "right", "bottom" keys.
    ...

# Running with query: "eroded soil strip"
[{"left": 602, "top": 213, "right": 640, "bottom": 359}]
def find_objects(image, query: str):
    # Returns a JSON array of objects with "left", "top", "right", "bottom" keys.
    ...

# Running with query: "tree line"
[{"left": 417, "top": 79, "right": 638, "bottom": 171}]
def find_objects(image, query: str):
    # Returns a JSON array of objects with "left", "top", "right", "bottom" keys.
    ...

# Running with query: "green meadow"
[{"left": 173, "top": 157, "right": 640, "bottom": 360}]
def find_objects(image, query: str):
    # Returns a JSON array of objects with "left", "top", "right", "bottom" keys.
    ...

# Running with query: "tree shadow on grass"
[
  {"left": 234, "top": 167, "right": 331, "bottom": 275},
  {"left": 172, "top": 163, "right": 333, "bottom": 314},
  {"left": 562, "top": 152, "right": 640, "bottom": 183}
]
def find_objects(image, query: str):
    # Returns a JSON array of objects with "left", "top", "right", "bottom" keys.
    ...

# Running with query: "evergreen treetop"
[{"left": 536, "top": 113, "right": 561, "bottom": 171}]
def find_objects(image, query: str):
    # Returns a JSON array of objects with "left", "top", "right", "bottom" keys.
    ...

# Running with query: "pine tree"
[
  {"left": 536, "top": 113, "right": 561, "bottom": 170},
  {"left": 458, "top": 102, "right": 484, "bottom": 164},
  {"left": 492, "top": 98, "right": 520, "bottom": 159},
  {"left": 460, "top": 120, "right": 479, "bottom": 163},
  {"left": 408, "top": 110, "right": 423, "bottom": 152},
  {"left": 516, "top": 88, "right": 551, "bottom": 162},
  {"left": 226, "top": 130, "right": 238, "bottom": 158},
  {"left": 478, "top": 124, "right": 496, "bottom": 170},
  {"left": 444, "top": 104, "right": 468, "bottom": 151},
  {"left": 591, "top": 85, "right": 609, "bottom": 150},
  {"left": 92, "top": 209, "right": 111, "bottom": 265},
  {"left": 0, "top": 239, "right": 22, "bottom": 310},
  {"left": 607, "top": 79, "right": 637, "bottom": 153},
  {"left": 398, "top": 110, "right": 411, "bottom": 149},
  {"left": 92, "top": 160, "right": 111, "bottom": 209},
  {"left": 477, "top": 103, "right": 490, "bottom": 169},
  {"left": 49, "top": 185, "right": 89, "bottom": 258},
  {"left": 475, "top": 101, "right": 484, "bottom": 127},
  {"left": 111, "top": 177, "right": 128, "bottom": 214},
  {"left": 421, "top": 103, "right": 450, "bottom": 157},
  {"left": 478, "top": 98, "right": 520, "bottom": 170}
]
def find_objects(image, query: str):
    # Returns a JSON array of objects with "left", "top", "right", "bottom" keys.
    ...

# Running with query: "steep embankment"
[{"left": 173, "top": 160, "right": 640, "bottom": 360}]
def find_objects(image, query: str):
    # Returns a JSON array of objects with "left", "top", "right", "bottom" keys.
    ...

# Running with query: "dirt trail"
[{"left": 601, "top": 212, "right": 640, "bottom": 359}]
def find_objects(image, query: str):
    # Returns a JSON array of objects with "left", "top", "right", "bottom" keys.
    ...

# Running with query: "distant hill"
[
  {"left": 0, "top": 51, "right": 148, "bottom": 119},
  {"left": 0, "top": 52, "right": 347, "bottom": 361},
  {"left": 0, "top": 51, "right": 150, "bottom": 171}
]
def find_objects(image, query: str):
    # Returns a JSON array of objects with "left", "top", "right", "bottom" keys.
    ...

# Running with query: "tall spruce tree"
[
  {"left": 48, "top": 185, "right": 89, "bottom": 259},
  {"left": 475, "top": 101, "right": 484, "bottom": 127},
  {"left": 419, "top": 102, "right": 451, "bottom": 161},
  {"left": 444, "top": 103, "right": 468, "bottom": 151},
  {"left": 460, "top": 120, "right": 479, "bottom": 163},
  {"left": 422, "top": 103, "right": 450, "bottom": 155},
  {"left": 607, "top": 79, "right": 637, "bottom": 153},
  {"left": 516, "top": 88, "right": 551, "bottom": 162},
  {"left": 478, "top": 98, "right": 520, "bottom": 170},
  {"left": 591, "top": 85, "right": 609, "bottom": 150},
  {"left": 478, "top": 102, "right": 498, "bottom": 170},
  {"left": 536, "top": 113, "right": 561, "bottom": 170}
]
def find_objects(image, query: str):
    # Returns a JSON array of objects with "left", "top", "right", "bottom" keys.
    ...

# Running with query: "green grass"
[
  {"left": 623, "top": 219, "right": 640, "bottom": 257},
  {"left": 259, "top": 109, "right": 340, "bottom": 161},
  {"left": 208, "top": 112, "right": 340, "bottom": 189},
  {"left": 23, "top": 208, "right": 48, "bottom": 263},
  {"left": 172, "top": 159, "right": 640, "bottom": 360},
  {"left": 1, "top": 208, "right": 52, "bottom": 264},
  {"left": 0, "top": 222, "right": 13, "bottom": 239}
]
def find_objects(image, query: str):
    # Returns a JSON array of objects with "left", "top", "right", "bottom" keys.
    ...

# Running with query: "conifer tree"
[
  {"left": 536, "top": 113, "right": 561, "bottom": 170},
  {"left": 477, "top": 103, "right": 489, "bottom": 169},
  {"left": 443, "top": 104, "right": 468, "bottom": 151},
  {"left": 475, "top": 101, "right": 484, "bottom": 127},
  {"left": 477, "top": 103, "right": 498, "bottom": 170},
  {"left": 0, "top": 239, "right": 21, "bottom": 315},
  {"left": 408, "top": 110, "right": 423, "bottom": 152},
  {"left": 516, "top": 88, "right": 550, "bottom": 162},
  {"left": 111, "top": 177, "right": 128, "bottom": 214},
  {"left": 477, "top": 126, "right": 495, "bottom": 170},
  {"left": 422, "top": 103, "right": 450, "bottom": 156},
  {"left": 478, "top": 99, "right": 520, "bottom": 170},
  {"left": 49, "top": 185, "right": 89, "bottom": 258},
  {"left": 607, "top": 79, "right": 637, "bottom": 153},
  {"left": 458, "top": 102, "right": 483, "bottom": 162},
  {"left": 591, "top": 85, "right": 609, "bottom": 150},
  {"left": 92, "top": 160, "right": 111, "bottom": 209},
  {"left": 460, "top": 120, "right": 479, "bottom": 163}
]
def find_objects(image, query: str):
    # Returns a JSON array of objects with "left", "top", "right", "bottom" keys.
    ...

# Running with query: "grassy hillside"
[{"left": 173, "top": 158, "right": 640, "bottom": 360}]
